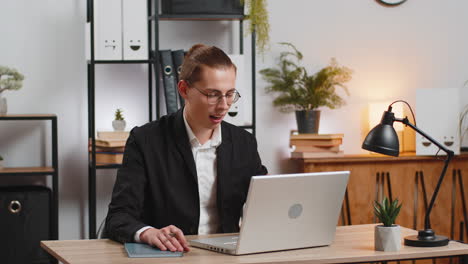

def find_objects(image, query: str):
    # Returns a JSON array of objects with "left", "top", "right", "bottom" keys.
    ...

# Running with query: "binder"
[
  {"left": 172, "top": 49, "right": 185, "bottom": 107},
  {"left": 122, "top": 0, "right": 148, "bottom": 60},
  {"left": 94, "top": 0, "right": 122, "bottom": 60},
  {"left": 160, "top": 50, "right": 178, "bottom": 114},
  {"left": 151, "top": 50, "right": 166, "bottom": 116},
  {"left": 224, "top": 54, "right": 249, "bottom": 126}
]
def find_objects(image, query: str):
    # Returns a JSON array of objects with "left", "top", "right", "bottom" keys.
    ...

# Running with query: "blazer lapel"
[
  {"left": 173, "top": 109, "right": 198, "bottom": 182},
  {"left": 216, "top": 122, "right": 233, "bottom": 229}
]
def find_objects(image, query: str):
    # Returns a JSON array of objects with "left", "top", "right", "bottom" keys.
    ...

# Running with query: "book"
[
  {"left": 89, "top": 145, "right": 126, "bottom": 153},
  {"left": 290, "top": 138, "right": 343, "bottom": 147},
  {"left": 124, "top": 243, "right": 183, "bottom": 258},
  {"left": 94, "top": 152, "right": 124, "bottom": 164},
  {"left": 97, "top": 131, "right": 129, "bottom": 140},
  {"left": 95, "top": 139, "right": 127, "bottom": 147},
  {"left": 292, "top": 145, "right": 340, "bottom": 153},
  {"left": 291, "top": 151, "right": 344, "bottom": 159},
  {"left": 290, "top": 133, "right": 344, "bottom": 140}
]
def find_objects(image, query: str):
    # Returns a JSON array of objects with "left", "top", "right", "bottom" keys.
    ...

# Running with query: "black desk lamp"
[{"left": 362, "top": 101, "right": 454, "bottom": 247}]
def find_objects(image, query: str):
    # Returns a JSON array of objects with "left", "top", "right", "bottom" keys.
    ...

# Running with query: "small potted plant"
[
  {"left": 0, "top": 66, "right": 25, "bottom": 115},
  {"left": 260, "top": 42, "right": 352, "bottom": 134},
  {"left": 374, "top": 197, "right": 403, "bottom": 251},
  {"left": 0, "top": 155, "right": 4, "bottom": 170},
  {"left": 112, "top": 108, "right": 126, "bottom": 131}
]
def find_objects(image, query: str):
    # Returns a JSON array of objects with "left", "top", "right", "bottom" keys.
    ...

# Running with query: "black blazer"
[{"left": 105, "top": 109, "right": 268, "bottom": 243}]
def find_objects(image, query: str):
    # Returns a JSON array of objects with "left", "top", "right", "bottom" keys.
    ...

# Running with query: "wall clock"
[{"left": 376, "top": 0, "right": 407, "bottom": 6}]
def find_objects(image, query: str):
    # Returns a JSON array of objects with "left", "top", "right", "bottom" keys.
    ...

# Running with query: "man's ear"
[{"left": 178, "top": 80, "right": 189, "bottom": 100}]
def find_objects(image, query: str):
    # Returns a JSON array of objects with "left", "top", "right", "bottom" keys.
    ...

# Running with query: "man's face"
[{"left": 183, "top": 66, "right": 236, "bottom": 132}]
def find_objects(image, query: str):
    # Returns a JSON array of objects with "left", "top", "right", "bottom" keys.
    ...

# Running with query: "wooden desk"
[{"left": 41, "top": 225, "right": 468, "bottom": 264}]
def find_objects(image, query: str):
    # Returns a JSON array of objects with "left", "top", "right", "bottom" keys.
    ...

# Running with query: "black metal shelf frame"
[
  {"left": 0, "top": 115, "right": 59, "bottom": 241},
  {"left": 87, "top": 0, "right": 154, "bottom": 239},
  {"left": 87, "top": 0, "right": 257, "bottom": 239}
]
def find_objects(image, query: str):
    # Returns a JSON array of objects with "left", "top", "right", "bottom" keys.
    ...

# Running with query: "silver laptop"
[{"left": 189, "top": 171, "right": 350, "bottom": 255}]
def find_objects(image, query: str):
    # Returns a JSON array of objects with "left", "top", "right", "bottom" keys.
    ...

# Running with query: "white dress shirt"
[{"left": 134, "top": 110, "right": 221, "bottom": 242}]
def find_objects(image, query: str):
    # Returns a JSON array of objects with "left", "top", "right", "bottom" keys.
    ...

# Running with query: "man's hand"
[{"left": 139, "top": 225, "right": 190, "bottom": 252}]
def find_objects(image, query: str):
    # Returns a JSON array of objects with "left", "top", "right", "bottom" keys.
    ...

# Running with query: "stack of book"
[
  {"left": 290, "top": 133, "right": 344, "bottom": 158},
  {"left": 90, "top": 131, "right": 129, "bottom": 164}
]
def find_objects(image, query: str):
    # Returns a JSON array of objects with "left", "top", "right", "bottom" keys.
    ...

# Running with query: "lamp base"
[{"left": 404, "top": 229, "right": 449, "bottom": 247}]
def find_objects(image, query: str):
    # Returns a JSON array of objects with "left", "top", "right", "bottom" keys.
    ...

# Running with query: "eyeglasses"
[{"left": 191, "top": 85, "right": 241, "bottom": 105}]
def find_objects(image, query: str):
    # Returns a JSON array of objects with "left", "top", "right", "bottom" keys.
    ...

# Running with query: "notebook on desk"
[
  {"left": 124, "top": 243, "right": 183, "bottom": 258},
  {"left": 189, "top": 171, "right": 350, "bottom": 255}
]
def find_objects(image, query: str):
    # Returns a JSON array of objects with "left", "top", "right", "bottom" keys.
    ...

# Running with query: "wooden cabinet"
[{"left": 295, "top": 153, "right": 468, "bottom": 243}]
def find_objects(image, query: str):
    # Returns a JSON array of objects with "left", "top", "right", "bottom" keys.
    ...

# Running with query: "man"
[{"left": 105, "top": 44, "right": 268, "bottom": 252}]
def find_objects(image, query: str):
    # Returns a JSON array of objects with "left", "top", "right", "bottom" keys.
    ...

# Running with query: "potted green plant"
[
  {"left": 112, "top": 108, "right": 126, "bottom": 131},
  {"left": 0, "top": 66, "right": 25, "bottom": 115},
  {"left": 260, "top": 42, "right": 352, "bottom": 133},
  {"left": 242, "top": 0, "right": 270, "bottom": 55},
  {"left": 374, "top": 197, "right": 403, "bottom": 251}
]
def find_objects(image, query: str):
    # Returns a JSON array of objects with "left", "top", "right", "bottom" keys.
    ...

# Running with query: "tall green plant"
[
  {"left": 260, "top": 42, "right": 352, "bottom": 113},
  {"left": 374, "top": 197, "right": 402, "bottom": 227}
]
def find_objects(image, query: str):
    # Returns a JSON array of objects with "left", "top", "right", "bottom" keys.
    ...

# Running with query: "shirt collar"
[{"left": 183, "top": 108, "right": 222, "bottom": 148}]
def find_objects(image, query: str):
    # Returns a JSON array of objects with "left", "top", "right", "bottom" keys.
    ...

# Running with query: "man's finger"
[
  {"left": 151, "top": 236, "right": 167, "bottom": 251},
  {"left": 158, "top": 233, "right": 177, "bottom": 252},
  {"left": 169, "top": 226, "right": 190, "bottom": 250},
  {"left": 168, "top": 235, "right": 184, "bottom": 252}
]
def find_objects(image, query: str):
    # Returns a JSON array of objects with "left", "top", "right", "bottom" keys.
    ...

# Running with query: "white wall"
[{"left": 1, "top": 0, "right": 468, "bottom": 240}]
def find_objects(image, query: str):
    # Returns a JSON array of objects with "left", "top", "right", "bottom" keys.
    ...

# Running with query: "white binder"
[
  {"left": 122, "top": 0, "right": 148, "bottom": 60},
  {"left": 224, "top": 54, "right": 250, "bottom": 126},
  {"left": 416, "top": 88, "right": 460, "bottom": 155},
  {"left": 94, "top": 0, "right": 123, "bottom": 60}
]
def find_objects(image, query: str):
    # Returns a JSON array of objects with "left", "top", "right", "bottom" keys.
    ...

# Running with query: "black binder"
[
  {"left": 172, "top": 49, "right": 185, "bottom": 107},
  {"left": 159, "top": 50, "right": 178, "bottom": 114},
  {"left": 151, "top": 50, "right": 165, "bottom": 116}
]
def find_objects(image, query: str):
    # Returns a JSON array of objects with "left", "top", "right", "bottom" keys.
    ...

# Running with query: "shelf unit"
[
  {"left": 87, "top": 0, "right": 257, "bottom": 238},
  {"left": 0, "top": 114, "right": 59, "bottom": 240}
]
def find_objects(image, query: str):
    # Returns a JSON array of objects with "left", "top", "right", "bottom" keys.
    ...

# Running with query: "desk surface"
[{"left": 41, "top": 224, "right": 468, "bottom": 264}]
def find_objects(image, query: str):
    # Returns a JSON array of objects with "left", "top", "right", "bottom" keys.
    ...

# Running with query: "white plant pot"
[
  {"left": 375, "top": 225, "right": 401, "bottom": 251},
  {"left": 112, "top": 120, "right": 126, "bottom": 131},
  {"left": 0, "top": 96, "right": 7, "bottom": 115}
]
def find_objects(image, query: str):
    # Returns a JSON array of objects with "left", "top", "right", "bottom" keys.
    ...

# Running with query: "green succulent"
[
  {"left": 0, "top": 66, "right": 24, "bottom": 94},
  {"left": 374, "top": 197, "right": 402, "bottom": 227},
  {"left": 115, "top": 108, "right": 124, "bottom": 121},
  {"left": 260, "top": 42, "right": 352, "bottom": 113}
]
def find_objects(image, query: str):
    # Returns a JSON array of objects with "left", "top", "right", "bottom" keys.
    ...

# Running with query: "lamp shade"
[{"left": 362, "top": 111, "right": 400, "bottom": 157}]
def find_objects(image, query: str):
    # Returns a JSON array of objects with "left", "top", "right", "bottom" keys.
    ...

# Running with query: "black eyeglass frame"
[{"left": 186, "top": 81, "right": 241, "bottom": 105}]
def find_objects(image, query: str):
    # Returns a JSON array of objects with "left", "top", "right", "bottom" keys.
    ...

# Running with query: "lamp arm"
[{"left": 395, "top": 117, "right": 454, "bottom": 230}]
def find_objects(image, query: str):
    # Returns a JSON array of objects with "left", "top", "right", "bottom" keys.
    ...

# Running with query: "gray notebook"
[{"left": 124, "top": 243, "right": 183, "bottom": 258}]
